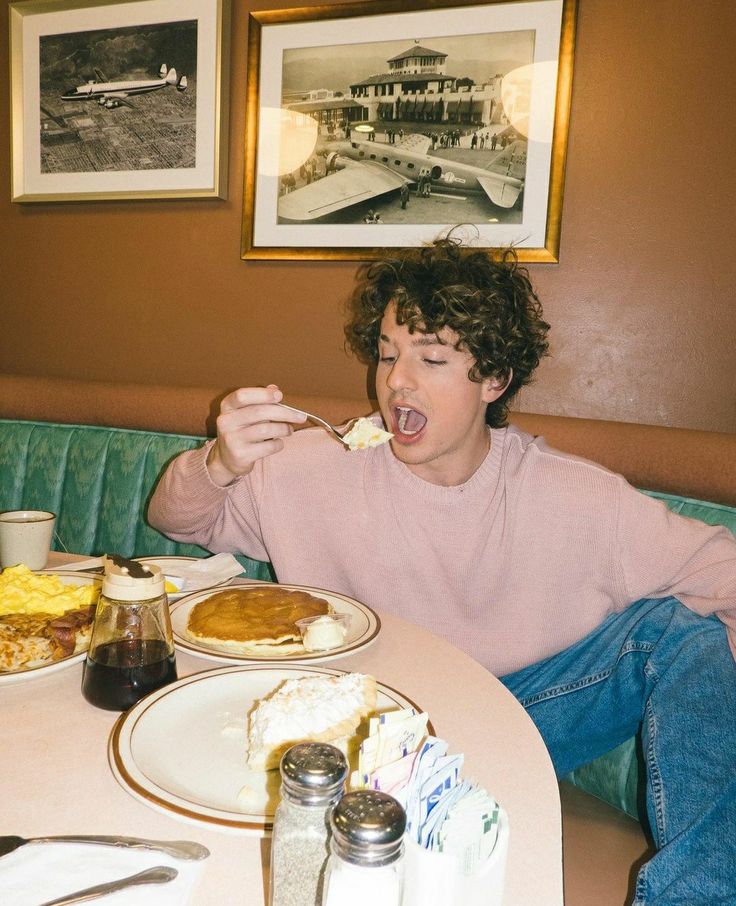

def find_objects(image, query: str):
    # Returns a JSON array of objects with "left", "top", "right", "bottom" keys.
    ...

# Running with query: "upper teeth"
[{"left": 397, "top": 406, "right": 418, "bottom": 434}]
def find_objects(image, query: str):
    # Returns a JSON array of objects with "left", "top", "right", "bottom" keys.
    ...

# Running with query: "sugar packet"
[{"left": 351, "top": 707, "right": 504, "bottom": 878}]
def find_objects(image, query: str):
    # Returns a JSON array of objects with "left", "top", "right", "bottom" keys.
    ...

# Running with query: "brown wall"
[{"left": 1, "top": 0, "right": 735, "bottom": 433}]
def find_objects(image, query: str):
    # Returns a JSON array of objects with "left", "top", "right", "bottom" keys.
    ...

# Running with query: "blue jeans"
[{"left": 500, "top": 598, "right": 736, "bottom": 905}]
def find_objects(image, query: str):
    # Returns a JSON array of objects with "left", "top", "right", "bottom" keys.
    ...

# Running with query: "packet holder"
[{"left": 402, "top": 808, "right": 509, "bottom": 906}]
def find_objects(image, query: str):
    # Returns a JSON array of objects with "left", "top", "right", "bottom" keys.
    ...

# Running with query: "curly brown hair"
[{"left": 344, "top": 238, "right": 550, "bottom": 427}]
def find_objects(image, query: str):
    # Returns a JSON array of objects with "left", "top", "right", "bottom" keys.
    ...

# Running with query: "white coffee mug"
[{"left": 0, "top": 510, "right": 56, "bottom": 570}]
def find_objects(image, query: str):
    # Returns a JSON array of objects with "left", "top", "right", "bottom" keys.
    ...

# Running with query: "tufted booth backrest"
[
  {"left": 0, "top": 419, "right": 273, "bottom": 580},
  {"left": 3, "top": 373, "right": 735, "bottom": 504}
]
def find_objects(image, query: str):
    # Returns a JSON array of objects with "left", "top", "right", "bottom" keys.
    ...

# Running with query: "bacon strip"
[{"left": 48, "top": 606, "right": 96, "bottom": 657}]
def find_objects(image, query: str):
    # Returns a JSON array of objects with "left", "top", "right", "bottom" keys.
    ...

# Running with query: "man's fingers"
[
  {"left": 218, "top": 387, "right": 307, "bottom": 428},
  {"left": 216, "top": 414, "right": 294, "bottom": 449},
  {"left": 220, "top": 385, "right": 282, "bottom": 413},
  {"left": 211, "top": 385, "right": 309, "bottom": 482},
  {"left": 216, "top": 404, "right": 304, "bottom": 439}
]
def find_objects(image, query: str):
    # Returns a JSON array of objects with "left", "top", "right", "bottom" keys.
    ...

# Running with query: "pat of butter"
[
  {"left": 302, "top": 615, "right": 348, "bottom": 651},
  {"left": 342, "top": 417, "right": 393, "bottom": 452},
  {"left": 164, "top": 575, "right": 185, "bottom": 594}
]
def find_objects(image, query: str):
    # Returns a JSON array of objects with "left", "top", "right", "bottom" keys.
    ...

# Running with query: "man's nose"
[{"left": 385, "top": 357, "right": 415, "bottom": 391}]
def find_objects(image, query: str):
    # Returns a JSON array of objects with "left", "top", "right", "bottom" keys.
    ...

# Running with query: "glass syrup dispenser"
[{"left": 82, "top": 554, "right": 177, "bottom": 711}]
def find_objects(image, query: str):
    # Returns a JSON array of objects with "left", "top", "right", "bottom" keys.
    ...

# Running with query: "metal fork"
[{"left": 278, "top": 403, "right": 358, "bottom": 445}]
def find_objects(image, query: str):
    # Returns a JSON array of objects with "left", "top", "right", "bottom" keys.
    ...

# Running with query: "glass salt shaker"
[
  {"left": 321, "top": 790, "right": 406, "bottom": 906},
  {"left": 269, "top": 743, "right": 348, "bottom": 906},
  {"left": 81, "top": 554, "right": 177, "bottom": 711}
]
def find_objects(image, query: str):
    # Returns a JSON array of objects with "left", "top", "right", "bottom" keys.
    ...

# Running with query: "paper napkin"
[
  {"left": 162, "top": 553, "right": 245, "bottom": 589},
  {"left": 0, "top": 841, "right": 206, "bottom": 906}
]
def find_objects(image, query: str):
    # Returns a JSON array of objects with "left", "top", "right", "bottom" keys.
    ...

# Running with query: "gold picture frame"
[
  {"left": 242, "top": 0, "right": 577, "bottom": 262},
  {"left": 10, "top": 0, "right": 230, "bottom": 202}
]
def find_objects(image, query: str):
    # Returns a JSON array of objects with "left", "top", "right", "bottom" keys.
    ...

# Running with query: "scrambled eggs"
[{"left": 0, "top": 564, "right": 99, "bottom": 616}]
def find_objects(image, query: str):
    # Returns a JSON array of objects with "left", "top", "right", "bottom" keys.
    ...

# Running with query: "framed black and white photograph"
[
  {"left": 242, "top": 0, "right": 576, "bottom": 262},
  {"left": 10, "top": 0, "right": 230, "bottom": 202}
]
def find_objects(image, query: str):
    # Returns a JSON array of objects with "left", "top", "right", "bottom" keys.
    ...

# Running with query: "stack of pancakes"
[{"left": 185, "top": 586, "right": 332, "bottom": 655}]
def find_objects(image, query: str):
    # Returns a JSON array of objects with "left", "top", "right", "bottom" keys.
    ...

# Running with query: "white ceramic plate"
[
  {"left": 170, "top": 583, "right": 380, "bottom": 664},
  {"left": 133, "top": 556, "right": 239, "bottom": 601},
  {"left": 109, "top": 664, "right": 424, "bottom": 833},
  {"left": 0, "top": 570, "right": 102, "bottom": 685}
]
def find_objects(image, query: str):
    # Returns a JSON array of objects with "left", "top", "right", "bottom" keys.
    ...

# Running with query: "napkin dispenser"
[{"left": 401, "top": 807, "right": 509, "bottom": 906}]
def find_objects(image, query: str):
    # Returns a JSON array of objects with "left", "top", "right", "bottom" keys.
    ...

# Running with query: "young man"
[{"left": 149, "top": 239, "right": 736, "bottom": 904}]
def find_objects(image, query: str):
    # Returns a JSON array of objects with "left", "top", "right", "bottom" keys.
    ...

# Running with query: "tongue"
[{"left": 400, "top": 409, "right": 427, "bottom": 434}]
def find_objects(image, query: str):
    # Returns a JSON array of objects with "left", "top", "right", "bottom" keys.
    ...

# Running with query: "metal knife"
[{"left": 0, "top": 834, "right": 208, "bottom": 860}]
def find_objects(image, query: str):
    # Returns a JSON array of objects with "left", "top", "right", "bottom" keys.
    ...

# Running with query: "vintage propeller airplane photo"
[
  {"left": 61, "top": 63, "right": 187, "bottom": 110},
  {"left": 278, "top": 132, "right": 527, "bottom": 222}
]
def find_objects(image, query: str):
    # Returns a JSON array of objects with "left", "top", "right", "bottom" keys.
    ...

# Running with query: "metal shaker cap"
[
  {"left": 330, "top": 791, "right": 406, "bottom": 866},
  {"left": 280, "top": 743, "right": 348, "bottom": 803}
]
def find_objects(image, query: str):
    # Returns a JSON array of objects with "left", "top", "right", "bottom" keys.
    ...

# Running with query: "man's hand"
[{"left": 206, "top": 385, "right": 307, "bottom": 487}]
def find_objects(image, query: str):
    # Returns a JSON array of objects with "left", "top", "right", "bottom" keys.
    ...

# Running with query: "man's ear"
[{"left": 482, "top": 369, "right": 513, "bottom": 402}]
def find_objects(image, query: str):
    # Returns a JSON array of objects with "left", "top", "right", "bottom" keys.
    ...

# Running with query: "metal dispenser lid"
[
  {"left": 330, "top": 790, "right": 406, "bottom": 866},
  {"left": 101, "top": 555, "right": 165, "bottom": 602},
  {"left": 280, "top": 743, "right": 348, "bottom": 804}
]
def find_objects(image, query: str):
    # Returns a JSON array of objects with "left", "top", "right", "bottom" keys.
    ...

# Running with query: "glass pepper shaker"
[
  {"left": 81, "top": 554, "right": 177, "bottom": 711},
  {"left": 269, "top": 743, "right": 348, "bottom": 906},
  {"left": 322, "top": 790, "right": 406, "bottom": 906}
]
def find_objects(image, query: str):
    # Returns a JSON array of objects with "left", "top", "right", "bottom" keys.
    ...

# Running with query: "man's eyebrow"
[{"left": 379, "top": 333, "right": 443, "bottom": 346}]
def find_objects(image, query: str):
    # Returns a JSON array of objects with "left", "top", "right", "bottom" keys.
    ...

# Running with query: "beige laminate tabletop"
[{"left": 1, "top": 554, "right": 563, "bottom": 905}]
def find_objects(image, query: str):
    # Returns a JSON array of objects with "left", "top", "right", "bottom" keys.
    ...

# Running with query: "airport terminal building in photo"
[{"left": 285, "top": 42, "right": 526, "bottom": 134}]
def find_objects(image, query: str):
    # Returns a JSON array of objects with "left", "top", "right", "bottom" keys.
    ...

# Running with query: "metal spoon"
[
  {"left": 0, "top": 834, "right": 209, "bottom": 861},
  {"left": 36, "top": 866, "right": 178, "bottom": 906}
]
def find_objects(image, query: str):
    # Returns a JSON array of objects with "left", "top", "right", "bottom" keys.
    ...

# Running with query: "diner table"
[{"left": 1, "top": 552, "right": 563, "bottom": 905}]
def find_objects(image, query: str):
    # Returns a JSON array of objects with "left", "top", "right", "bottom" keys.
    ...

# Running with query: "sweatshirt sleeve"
[
  {"left": 147, "top": 441, "right": 270, "bottom": 561},
  {"left": 617, "top": 481, "right": 736, "bottom": 659}
]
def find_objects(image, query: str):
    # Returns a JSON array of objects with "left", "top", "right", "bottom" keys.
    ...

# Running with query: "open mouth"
[{"left": 392, "top": 405, "right": 427, "bottom": 439}]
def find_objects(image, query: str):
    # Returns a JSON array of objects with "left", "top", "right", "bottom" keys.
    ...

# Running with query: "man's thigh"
[{"left": 499, "top": 598, "right": 715, "bottom": 776}]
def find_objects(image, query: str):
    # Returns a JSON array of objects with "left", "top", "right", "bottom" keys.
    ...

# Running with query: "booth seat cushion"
[{"left": 0, "top": 419, "right": 273, "bottom": 581}]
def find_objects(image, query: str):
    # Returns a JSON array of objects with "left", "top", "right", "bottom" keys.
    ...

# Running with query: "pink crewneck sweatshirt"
[{"left": 148, "top": 425, "right": 736, "bottom": 676}]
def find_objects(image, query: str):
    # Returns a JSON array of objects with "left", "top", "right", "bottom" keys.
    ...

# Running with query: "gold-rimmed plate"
[
  {"left": 170, "top": 583, "right": 380, "bottom": 664},
  {"left": 109, "top": 664, "right": 425, "bottom": 833}
]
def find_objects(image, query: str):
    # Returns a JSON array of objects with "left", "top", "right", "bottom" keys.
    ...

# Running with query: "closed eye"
[{"left": 423, "top": 358, "right": 447, "bottom": 366}]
